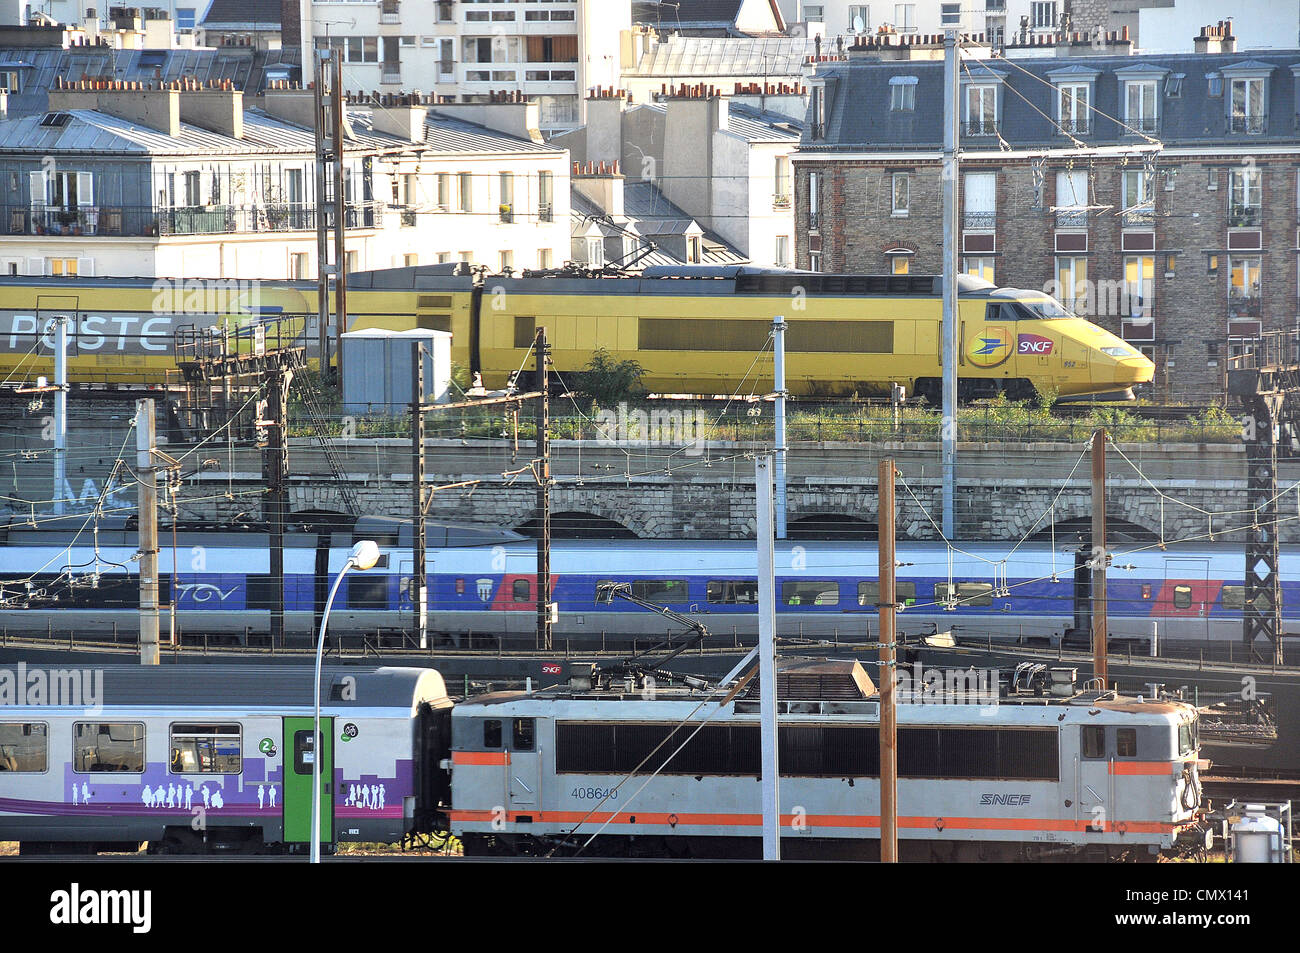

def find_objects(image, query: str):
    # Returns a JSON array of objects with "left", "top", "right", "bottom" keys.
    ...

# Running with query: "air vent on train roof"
[{"left": 752, "top": 658, "right": 878, "bottom": 701}]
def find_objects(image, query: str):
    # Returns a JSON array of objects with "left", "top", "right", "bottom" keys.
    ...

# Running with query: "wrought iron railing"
[
  {"left": 10, "top": 202, "right": 385, "bottom": 237},
  {"left": 1230, "top": 114, "right": 1266, "bottom": 134}
]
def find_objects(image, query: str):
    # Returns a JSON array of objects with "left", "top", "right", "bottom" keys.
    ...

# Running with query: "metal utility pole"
[
  {"left": 52, "top": 315, "right": 68, "bottom": 516},
  {"left": 772, "top": 315, "right": 788, "bottom": 540},
  {"left": 877, "top": 458, "right": 898, "bottom": 863},
  {"left": 411, "top": 342, "right": 428, "bottom": 649},
  {"left": 535, "top": 327, "right": 552, "bottom": 651},
  {"left": 1090, "top": 429, "right": 1108, "bottom": 688},
  {"left": 940, "top": 28, "right": 960, "bottom": 540},
  {"left": 136, "top": 399, "right": 159, "bottom": 665},
  {"left": 265, "top": 366, "right": 292, "bottom": 648},
  {"left": 331, "top": 53, "right": 348, "bottom": 384},
  {"left": 313, "top": 49, "right": 332, "bottom": 376},
  {"left": 755, "top": 454, "right": 781, "bottom": 860}
]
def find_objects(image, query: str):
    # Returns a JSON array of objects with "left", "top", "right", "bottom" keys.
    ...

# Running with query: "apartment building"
[
  {"left": 0, "top": 81, "right": 569, "bottom": 278},
  {"left": 794, "top": 27, "right": 1300, "bottom": 401},
  {"left": 295, "top": 0, "right": 630, "bottom": 133}
]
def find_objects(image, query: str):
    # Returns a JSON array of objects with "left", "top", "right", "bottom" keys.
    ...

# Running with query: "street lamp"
[{"left": 310, "top": 539, "right": 380, "bottom": 863}]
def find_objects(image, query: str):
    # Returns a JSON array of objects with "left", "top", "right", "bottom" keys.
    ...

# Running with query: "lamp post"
[{"left": 310, "top": 539, "right": 380, "bottom": 863}]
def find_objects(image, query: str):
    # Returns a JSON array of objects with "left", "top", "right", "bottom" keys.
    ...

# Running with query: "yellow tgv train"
[{"left": 0, "top": 267, "right": 1153, "bottom": 400}]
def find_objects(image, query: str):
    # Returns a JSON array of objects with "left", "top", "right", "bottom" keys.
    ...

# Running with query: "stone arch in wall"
[
  {"left": 514, "top": 510, "right": 640, "bottom": 539},
  {"left": 1030, "top": 515, "right": 1159, "bottom": 545},
  {"left": 787, "top": 512, "right": 878, "bottom": 540}
]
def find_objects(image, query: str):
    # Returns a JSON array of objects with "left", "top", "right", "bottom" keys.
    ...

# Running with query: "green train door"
[{"left": 283, "top": 717, "right": 334, "bottom": 845}]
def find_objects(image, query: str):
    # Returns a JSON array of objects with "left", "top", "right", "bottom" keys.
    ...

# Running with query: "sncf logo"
[
  {"left": 1017, "top": 333, "right": 1054, "bottom": 355},
  {"left": 980, "top": 793, "right": 1032, "bottom": 805}
]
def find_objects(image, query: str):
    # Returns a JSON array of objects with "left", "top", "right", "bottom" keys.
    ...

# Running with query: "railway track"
[{"left": 1201, "top": 773, "right": 1300, "bottom": 804}]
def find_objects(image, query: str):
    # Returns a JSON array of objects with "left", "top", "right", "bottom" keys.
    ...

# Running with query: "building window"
[
  {"left": 499, "top": 172, "right": 514, "bottom": 223},
  {"left": 804, "top": 4, "right": 824, "bottom": 20},
  {"left": 1229, "top": 256, "right": 1262, "bottom": 316},
  {"left": 1124, "top": 80, "right": 1158, "bottom": 133},
  {"left": 404, "top": 254, "right": 418, "bottom": 267},
  {"left": 687, "top": 236, "right": 702, "bottom": 264},
  {"left": 345, "top": 250, "right": 358, "bottom": 273},
  {"left": 538, "top": 170, "right": 553, "bottom": 222},
  {"left": 963, "top": 171, "right": 996, "bottom": 229},
  {"left": 1123, "top": 255, "right": 1154, "bottom": 336},
  {"left": 808, "top": 171, "right": 820, "bottom": 230},
  {"left": 809, "top": 251, "right": 822, "bottom": 272},
  {"left": 539, "top": 248, "right": 552, "bottom": 269},
  {"left": 891, "top": 255, "right": 910, "bottom": 275},
  {"left": 891, "top": 173, "right": 910, "bottom": 216},
  {"left": 965, "top": 85, "right": 997, "bottom": 135},
  {"left": 1031, "top": 0, "right": 1057, "bottom": 28},
  {"left": 46, "top": 258, "right": 79, "bottom": 276},
  {"left": 773, "top": 155, "right": 792, "bottom": 207},
  {"left": 176, "top": 7, "right": 195, "bottom": 30},
  {"left": 1230, "top": 77, "right": 1265, "bottom": 134},
  {"left": 586, "top": 238, "right": 604, "bottom": 267},
  {"left": 774, "top": 235, "right": 790, "bottom": 267},
  {"left": 500, "top": 250, "right": 514, "bottom": 272},
  {"left": 964, "top": 257, "right": 994, "bottom": 283},
  {"left": 893, "top": 3, "right": 915, "bottom": 30},
  {"left": 458, "top": 172, "right": 472, "bottom": 212},
  {"left": 848, "top": 4, "right": 870, "bottom": 31},
  {"left": 1229, "top": 167, "right": 1262, "bottom": 227},
  {"left": 1057, "top": 83, "right": 1090, "bottom": 135},
  {"left": 1055, "top": 170, "right": 1088, "bottom": 227},
  {"left": 811, "top": 86, "right": 826, "bottom": 138},
  {"left": 889, "top": 76, "right": 917, "bottom": 111},
  {"left": 1121, "top": 169, "right": 1153, "bottom": 228},
  {"left": 1207, "top": 254, "right": 1220, "bottom": 276},
  {"left": 290, "top": 252, "right": 309, "bottom": 279},
  {"left": 1055, "top": 256, "right": 1088, "bottom": 314},
  {"left": 436, "top": 173, "right": 450, "bottom": 210}
]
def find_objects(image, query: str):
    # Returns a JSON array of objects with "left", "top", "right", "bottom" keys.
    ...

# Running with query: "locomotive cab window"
[
  {"left": 935, "top": 582, "right": 994, "bottom": 607},
  {"left": 169, "top": 723, "right": 242, "bottom": 774},
  {"left": 1081, "top": 725, "right": 1105, "bottom": 759},
  {"left": 0, "top": 722, "right": 47, "bottom": 772},
  {"left": 512, "top": 579, "right": 531, "bottom": 601},
  {"left": 483, "top": 719, "right": 502, "bottom": 748},
  {"left": 1116, "top": 727, "right": 1138, "bottom": 758},
  {"left": 74, "top": 722, "right": 145, "bottom": 773},
  {"left": 512, "top": 718, "right": 535, "bottom": 751},
  {"left": 782, "top": 581, "right": 839, "bottom": 606},
  {"left": 707, "top": 579, "right": 759, "bottom": 604},
  {"left": 858, "top": 581, "right": 917, "bottom": 606}
]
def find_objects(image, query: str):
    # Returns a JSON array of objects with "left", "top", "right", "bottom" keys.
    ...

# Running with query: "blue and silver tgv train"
[{"left": 0, "top": 518, "right": 1291, "bottom": 645}]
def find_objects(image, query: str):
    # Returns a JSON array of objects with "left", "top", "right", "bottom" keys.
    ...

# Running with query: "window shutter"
[
  {"left": 26, "top": 257, "right": 44, "bottom": 275},
  {"left": 964, "top": 172, "right": 996, "bottom": 214},
  {"left": 76, "top": 171, "right": 93, "bottom": 207},
  {"left": 76, "top": 257, "right": 94, "bottom": 276}
]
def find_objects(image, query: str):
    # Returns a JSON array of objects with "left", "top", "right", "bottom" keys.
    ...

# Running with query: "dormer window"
[
  {"left": 1124, "top": 80, "right": 1158, "bottom": 133},
  {"left": 965, "top": 84, "right": 997, "bottom": 135},
  {"left": 1058, "top": 83, "right": 1089, "bottom": 135},
  {"left": 811, "top": 85, "right": 826, "bottom": 138},
  {"left": 889, "top": 75, "right": 917, "bottom": 112},
  {"left": 1230, "top": 77, "right": 1265, "bottom": 134}
]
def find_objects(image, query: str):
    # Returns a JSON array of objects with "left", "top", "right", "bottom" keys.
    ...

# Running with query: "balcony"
[
  {"left": 380, "top": 0, "right": 400, "bottom": 23},
  {"left": 9, "top": 202, "right": 386, "bottom": 238},
  {"left": 1055, "top": 208, "right": 1088, "bottom": 228},
  {"left": 1057, "top": 119, "right": 1089, "bottom": 136},
  {"left": 499, "top": 203, "right": 513, "bottom": 224},
  {"left": 1228, "top": 293, "right": 1262, "bottom": 318},
  {"left": 772, "top": 192, "right": 791, "bottom": 209},
  {"left": 1121, "top": 205, "right": 1155, "bottom": 228},
  {"left": 963, "top": 210, "right": 997, "bottom": 230},
  {"left": 400, "top": 207, "right": 416, "bottom": 227},
  {"left": 1229, "top": 204, "right": 1262, "bottom": 227},
  {"left": 964, "top": 119, "right": 998, "bottom": 137},
  {"left": 1230, "top": 114, "right": 1266, "bottom": 135},
  {"left": 538, "top": 202, "right": 553, "bottom": 223},
  {"left": 1129, "top": 115, "right": 1158, "bottom": 134},
  {"left": 382, "top": 67, "right": 402, "bottom": 84}
]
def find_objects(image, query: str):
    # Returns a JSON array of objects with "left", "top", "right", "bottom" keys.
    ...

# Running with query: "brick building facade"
[{"left": 794, "top": 27, "right": 1300, "bottom": 402}]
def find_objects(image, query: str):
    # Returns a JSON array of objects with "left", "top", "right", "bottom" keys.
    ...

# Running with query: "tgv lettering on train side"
[{"left": 6, "top": 314, "right": 172, "bottom": 351}]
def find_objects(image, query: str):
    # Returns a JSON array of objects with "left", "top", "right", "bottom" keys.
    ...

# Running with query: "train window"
[
  {"left": 1179, "top": 722, "right": 1195, "bottom": 756},
  {"left": 73, "top": 722, "right": 145, "bottom": 773},
  {"left": 347, "top": 574, "right": 389, "bottom": 610},
  {"left": 1172, "top": 585, "right": 1193, "bottom": 609},
  {"left": 292, "top": 730, "right": 325, "bottom": 775},
  {"left": 631, "top": 579, "right": 690, "bottom": 605},
  {"left": 512, "top": 718, "right": 535, "bottom": 751},
  {"left": 483, "top": 720, "right": 502, "bottom": 748},
  {"left": 1221, "top": 586, "right": 1244, "bottom": 610},
  {"left": 514, "top": 316, "right": 536, "bottom": 349},
  {"left": 512, "top": 579, "right": 531, "bottom": 601},
  {"left": 857, "top": 581, "right": 917, "bottom": 606},
  {"left": 1081, "top": 726, "right": 1105, "bottom": 759},
  {"left": 934, "top": 582, "right": 994, "bottom": 607},
  {"left": 0, "top": 722, "right": 46, "bottom": 772},
  {"left": 782, "top": 581, "right": 839, "bottom": 606},
  {"left": 707, "top": 580, "right": 759, "bottom": 604},
  {"left": 1116, "top": 727, "right": 1138, "bottom": 758},
  {"left": 169, "top": 724, "right": 241, "bottom": 774}
]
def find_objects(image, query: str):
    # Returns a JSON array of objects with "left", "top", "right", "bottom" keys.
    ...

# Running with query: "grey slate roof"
[
  {"left": 0, "top": 107, "right": 405, "bottom": 156},
  {"left": 637, "top": 99, "right": 801, "bottom": 141},
  {"left": 201, "top": 0, "right": 282, "bottom": 29},
  {"left": 802, "top": 49, "right": 1300, "bottom": 151},
  {"left": 419, "top": 109, "right": 566, "bottom": 155},
  {"left": 0, "top": 46, "right": 300, "bottom": 119},
  {"left": 570, "top": 181, "right": 746, "bottom": 267}
]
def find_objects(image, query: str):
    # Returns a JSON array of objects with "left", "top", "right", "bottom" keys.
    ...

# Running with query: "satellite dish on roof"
[{"left": 852, "top": 14, "right": 865, "bottom": 32}]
